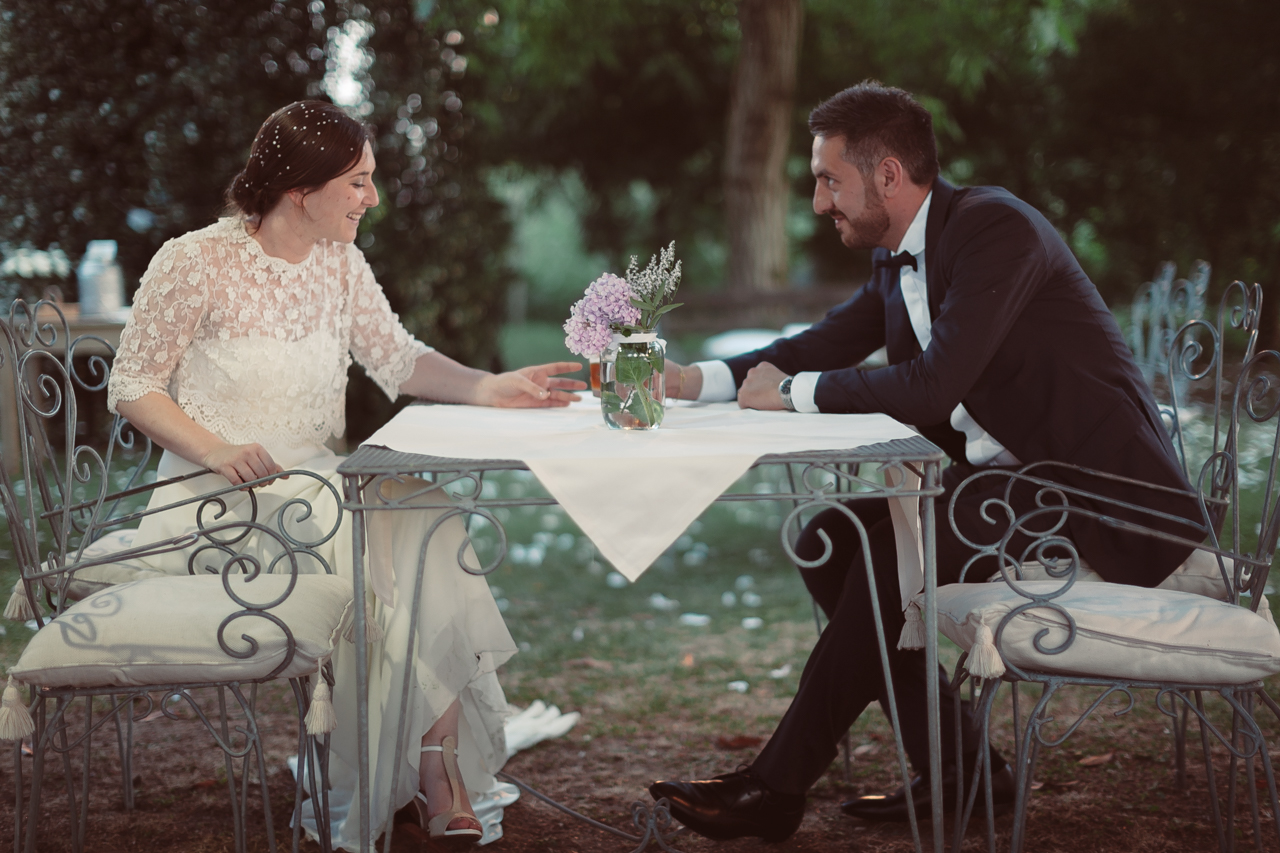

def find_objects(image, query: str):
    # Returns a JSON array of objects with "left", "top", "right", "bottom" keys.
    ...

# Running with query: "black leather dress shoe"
[
  {"left": 649, "top": 767, "right": 805, "bottom": 842},
  {"left": 840, "top": 763, "right": 1016, "bottom": 823}
]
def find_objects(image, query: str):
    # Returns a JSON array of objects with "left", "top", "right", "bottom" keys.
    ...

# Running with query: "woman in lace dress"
[{"left": 107, "top": 101, "right": 582, "bottom": 850}]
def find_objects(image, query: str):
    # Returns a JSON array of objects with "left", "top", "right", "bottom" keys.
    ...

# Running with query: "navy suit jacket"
[{"left": 724, "top": 178, "right": 1199, "bottom": 585}]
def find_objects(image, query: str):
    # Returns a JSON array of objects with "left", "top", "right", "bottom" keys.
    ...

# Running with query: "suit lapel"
[{"left": 924, "top": 177, "right": 958, "bottom": 322}]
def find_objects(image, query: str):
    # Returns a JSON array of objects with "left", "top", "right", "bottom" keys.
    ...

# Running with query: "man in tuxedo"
[{"left": 649, "top": 81, "right": 1201, "bottom": 841}]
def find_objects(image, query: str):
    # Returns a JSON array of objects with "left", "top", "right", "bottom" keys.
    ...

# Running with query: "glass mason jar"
[{"left": 600, "top": 332, "right": 665, "bottom": 430}]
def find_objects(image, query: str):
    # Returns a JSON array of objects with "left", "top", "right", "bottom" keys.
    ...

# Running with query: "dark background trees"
[
  {"left": 1, "top": 0, "right": 1276, "bottom": 442},
  {"left": 0, "top": 0, "right": 508, "bottom": 440}
]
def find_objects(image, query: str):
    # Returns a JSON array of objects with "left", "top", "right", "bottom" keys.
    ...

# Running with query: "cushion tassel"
[
  {"left": 343, "top": 600, "right": 384, "bottom": 644},
  {"left": 968, "top": 623, "right": 1006, "bottom": 680},
  {"left": 897, "top": 601, "right": 927, "bottom": 650},
  {"left": 0, "top": 676, "right": 35, "bottom": 741},
  {"left": 3, "top": 580, "right": 38, "bottom": 622},
  {"left": 304, "top": 666, "right": 337, "bottom": 736}
]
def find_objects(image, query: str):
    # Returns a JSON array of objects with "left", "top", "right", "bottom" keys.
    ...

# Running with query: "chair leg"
[
  {"left": 1239, "top": 694, "right": 1264, "bottom": 850},
  {"left": 232, "top": 683, "right": 277, "bottom": 853},
  {"left": 73, "top": 697, "right": 92, "bottom": 852},
  {"left": 1174, "top": 698, "right": 1190, "bottom": 790},
  {"left": 1195, "top": 690, "right": 1230, "bottom": 852},
  {"left": 951, "top": 671, "right": 1003, "bottom": 853},
  {"left": 1253, "top": 689, "right": 1280, "bottom": 843},
  {"left": 216, "top": 686, "right": 248, "bottom": 853},
  {"left": 110, "top": 693, "right": 136, "bottom": 811},
  {"left": 22, "top": 698, "right": 48, "bottom": 853},
  {"left": 1008, "top": 681, "right": 1058, "bottom": 853}
]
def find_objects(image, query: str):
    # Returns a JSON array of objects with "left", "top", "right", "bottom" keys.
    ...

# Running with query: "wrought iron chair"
[
  {"left": 926, "top": 281, "right": 1280, "bottom": 851},
  {"left": 0, "top": 300, "right": 351, "bottom": 853},
  {"left": 1130, "top": 259, "right": 1210, "bottom": 394}
]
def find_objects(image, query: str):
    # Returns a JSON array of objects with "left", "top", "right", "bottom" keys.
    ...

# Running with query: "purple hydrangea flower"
[
  {"left": 563, "top": 273, "right": 641, "bottom": 356},
  {"left": 578, "top": 273, "right": 640, "bottom": 328},
  {"left": 563, "top": 307, "right": 613, "bottom": 357}
]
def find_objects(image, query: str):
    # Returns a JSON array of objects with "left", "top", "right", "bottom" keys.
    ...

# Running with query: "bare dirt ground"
[{"left": 1, "top": 680, "right": 1275, "bottom": 853}]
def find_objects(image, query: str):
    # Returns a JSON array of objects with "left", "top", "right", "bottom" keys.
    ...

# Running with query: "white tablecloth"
[{"left": 363, "top": 400, "right": 923, "bottom": 599}]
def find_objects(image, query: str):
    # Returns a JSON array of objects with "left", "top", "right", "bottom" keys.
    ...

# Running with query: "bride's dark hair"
[{"left": 226, "top": 100, "right": 372, "bottom": 228}]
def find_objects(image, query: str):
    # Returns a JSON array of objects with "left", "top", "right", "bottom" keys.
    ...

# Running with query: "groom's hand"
[{"left": 738, "top": 361, "right": 788, "bottom": 410}]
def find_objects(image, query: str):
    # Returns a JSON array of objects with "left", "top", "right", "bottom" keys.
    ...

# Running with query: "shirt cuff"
[
  {"left": 790, "top": 372, "right": 821, "bottom": 413},
  {"left": 693, "top": 360, "right": 737, "bottom": 402}
]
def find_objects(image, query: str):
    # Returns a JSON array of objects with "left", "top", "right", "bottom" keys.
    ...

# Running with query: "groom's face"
[{"left": 811, "top": 135, "right": 890, "bottom": 251}]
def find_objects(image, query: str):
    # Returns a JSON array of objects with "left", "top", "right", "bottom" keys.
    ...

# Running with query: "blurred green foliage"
[
  {"left": 0, "top": 0, "right": 321, "bottom": 289},
  {"left": 1, "top": 0, "right": 1276, "bottom": 448},
  {"left": 0, "top": 0, "right": 511, "bottom": 443},
  {"left": 338, "top": 0, "right": 513, "bottom": 439},
  {"left": 470, "top": 0, "right": 1277, "bottom": 337}
]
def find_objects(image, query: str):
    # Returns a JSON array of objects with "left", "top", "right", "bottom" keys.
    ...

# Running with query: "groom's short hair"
[{"left": 809, "top": 81, "right": 940, "bottom": 187}]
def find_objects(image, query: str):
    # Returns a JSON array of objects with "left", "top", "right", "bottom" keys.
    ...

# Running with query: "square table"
[{"left": 338, "top": 401, "right": 947, "bottom": 852}]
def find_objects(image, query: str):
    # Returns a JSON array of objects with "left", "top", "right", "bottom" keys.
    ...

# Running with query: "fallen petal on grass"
[{"left": 1078, "top": 752, "right": 1115, "bottom": 767}]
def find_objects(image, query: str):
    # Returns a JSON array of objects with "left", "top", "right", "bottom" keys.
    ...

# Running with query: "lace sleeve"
[
  {"left": 345, "top": 244, "right": 432, "bottom": 401},
  {"left": 107, "top": 237, "right": 209, "bottom": 414}
]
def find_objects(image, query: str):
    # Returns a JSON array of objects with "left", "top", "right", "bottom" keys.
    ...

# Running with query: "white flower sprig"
[
  {"left": 623, "top": 241, "right": 683, "bottom": 333},
  {"left": 0, "top": 247, "right": 71, "bottom": 280}
]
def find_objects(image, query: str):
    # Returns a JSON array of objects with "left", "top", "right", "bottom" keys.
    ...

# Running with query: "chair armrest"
[{"left": 946, "top": 462, "right": 1250, "bottom": 599}]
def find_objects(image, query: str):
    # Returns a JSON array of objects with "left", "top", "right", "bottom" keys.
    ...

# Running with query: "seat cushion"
[
  {"left": 929, "top": 580, "right": 1280, "bottom": 685},
  {"left": 43, "top": 530, "right": 170, "bottom": 601},
  {"left": 11, "top": 574, "right": 353, "bottom": 688},
  {"left": 1005, "top": 547, "right": 1230, "bottom": 600}
]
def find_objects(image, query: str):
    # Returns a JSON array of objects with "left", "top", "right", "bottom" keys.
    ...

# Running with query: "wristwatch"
[{"left": 778, "top": 375, "right": 796, "bottom": 412}]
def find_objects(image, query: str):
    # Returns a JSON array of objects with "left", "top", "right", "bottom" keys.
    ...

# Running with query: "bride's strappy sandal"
[{"left": 411, "top": 736, "right": 482, "bottom": 849}]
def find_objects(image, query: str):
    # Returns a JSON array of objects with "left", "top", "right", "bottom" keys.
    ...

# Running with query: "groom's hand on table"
[
  {"left": 479, "top": 361, "right": 586, "bottom": 408},
  {"left": 663, "top": 360, "right": 703, "bottom": 400},
  {"left": 738, "top": 361, "right": 787, "bottom": 410}
]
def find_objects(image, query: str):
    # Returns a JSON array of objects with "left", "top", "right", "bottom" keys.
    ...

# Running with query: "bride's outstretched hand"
[{"left": 476, "top": 361, "right": 586, "bottom": 408}]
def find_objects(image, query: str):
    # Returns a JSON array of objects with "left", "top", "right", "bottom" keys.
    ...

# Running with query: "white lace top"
[{"left": 108, "top": 217, "right": 432, "bottom": 448}]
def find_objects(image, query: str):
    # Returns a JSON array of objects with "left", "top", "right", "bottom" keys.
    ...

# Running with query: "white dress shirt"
[{"left": 696, "top": 191, "right": 1019, "bottom": 467}]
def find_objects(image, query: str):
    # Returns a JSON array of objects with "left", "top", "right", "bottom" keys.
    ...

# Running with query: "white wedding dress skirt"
[{"left": 131, "top": 443, "right": 517, "bottom": 852}]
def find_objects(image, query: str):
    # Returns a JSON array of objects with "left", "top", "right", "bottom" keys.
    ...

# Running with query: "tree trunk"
[{"left": 723, "top": 0, "right": 804, "bottom": 294}]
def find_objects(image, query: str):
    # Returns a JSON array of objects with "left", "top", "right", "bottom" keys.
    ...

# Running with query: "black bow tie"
[{"left": 874, "top": 251, "right": 918, "bottom": 272}]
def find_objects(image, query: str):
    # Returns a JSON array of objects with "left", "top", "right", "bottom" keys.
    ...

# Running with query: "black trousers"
[{"left": 752, "top": 463, "right": 1021, "bottom": 795}]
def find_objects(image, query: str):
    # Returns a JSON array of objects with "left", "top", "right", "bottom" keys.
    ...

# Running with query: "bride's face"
[{"left": 298, "top": 142, "right": 379, "bottom": 244}]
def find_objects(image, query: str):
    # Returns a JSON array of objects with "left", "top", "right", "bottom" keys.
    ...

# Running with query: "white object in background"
[
  {"left": 702, "top": 324, "right": 812, "bottom": 361},
  {"left": 741, "top": 616, "right": 764, "bottom": 630},
  {"left": 678, "top": 613, "right": 711, "bottom": 626},
  {"left": 78, "top": 240, "right": 127, "bottom": 317},
  {"left": 726, "top": 680, "right": 749, "bottom": 693},
  {"left": 505, "top": 699, "right": 581, "bottom": 757},
  {"left": 701, "top": 329, "right": 782, "bottom": 360},
  {"left": 648, "top": 592, "right": 680, "bottom": 612}
]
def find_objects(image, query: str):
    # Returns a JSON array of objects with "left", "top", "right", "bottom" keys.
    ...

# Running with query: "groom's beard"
[{"left": 840, "top": 182, "right": 891, "bottom": 250}]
